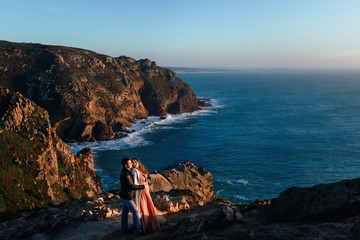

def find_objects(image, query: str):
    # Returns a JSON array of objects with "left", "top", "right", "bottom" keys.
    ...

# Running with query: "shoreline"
[
  {"left": 67, "top": 98, "right": 218, "bottom": 154},
  {"left": 67, "top": 98, "right": 220, "bottom": 192},
  {"left": 2, "top": 164, "right": 360, "bottom": 239}
]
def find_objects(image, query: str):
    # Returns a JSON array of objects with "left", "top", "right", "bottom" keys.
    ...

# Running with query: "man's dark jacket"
[{"left": 120, "top": 168, "right": 144, "bottom": 200}]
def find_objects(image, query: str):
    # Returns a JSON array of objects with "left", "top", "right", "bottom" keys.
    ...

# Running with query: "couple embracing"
[{"left": 120, "top": 157, "right": 160, "bottom": 235}]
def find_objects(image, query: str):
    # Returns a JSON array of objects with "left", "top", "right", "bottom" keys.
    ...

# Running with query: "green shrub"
[
  {"left": 189, "top": 170, "right": 198, "bottom": 178},
  {"left": 215, "top": 196, "right": 231, "bottom": 204},
  {"left": 56, "top": 151, "right": 66, "bottom": 176},
  {"left": 240, "top": 199, "right": 271, "bottom": 212}
]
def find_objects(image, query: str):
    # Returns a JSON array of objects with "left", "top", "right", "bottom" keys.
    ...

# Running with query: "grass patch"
[
  {"left": 189, "top": 170, "right": 198, "bottom": 178},
  {"left": 161, "top": 172, "right": 170, "bottom": 181},
  {"left": 240, "top": 199, "right": 271, "bottom": 212},
  {"left": 0, "top": 130, "right": 31, "bottom": 169},
  {"left": 0, "top": 193, "right": 7, "bottom": 212},
  {"left": 215, "top": 195, "right": 231, "bottom": 204},
  {"left": 56, "top": 150, "right": 66, "bottom": 176}
]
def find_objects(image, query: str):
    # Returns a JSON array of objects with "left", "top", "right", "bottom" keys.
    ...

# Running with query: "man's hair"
[{"left": 121, "top": 157, "right": 131, "bottom": 167}]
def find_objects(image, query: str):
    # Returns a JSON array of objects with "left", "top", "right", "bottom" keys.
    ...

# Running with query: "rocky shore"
[
  {"left": 2, "top": 159, "right": 360, "bottom": 239},
  {"left": 0, "top": 160, "right": 215, "bottom": 239}
]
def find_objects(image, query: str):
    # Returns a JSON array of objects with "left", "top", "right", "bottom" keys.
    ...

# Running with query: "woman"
[{"left": 132, "top": 158, "right": 160, "bottom": 233}]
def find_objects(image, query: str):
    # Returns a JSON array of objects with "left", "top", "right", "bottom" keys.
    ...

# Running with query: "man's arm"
[
  {"left": 131, "top": 184, "right": 145, "bottom": 190},
  {"left": 124, "top": 174, "right": 145, "bottom": 190}
]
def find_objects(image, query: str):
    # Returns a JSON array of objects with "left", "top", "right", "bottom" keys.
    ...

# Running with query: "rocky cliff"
[
  {"left": 0, "top": 87, "right": 102, "bottom": 217},
  {"left": 0, "top": 40, "right": 200, "bottom": 142},
  {"left": 3, "top": 162, "right": 360, "bottom": 239}
]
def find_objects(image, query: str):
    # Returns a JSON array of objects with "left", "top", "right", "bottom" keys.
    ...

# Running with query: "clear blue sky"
[{"left": 1, "top": 0, "right": 359, "bottom": 68}]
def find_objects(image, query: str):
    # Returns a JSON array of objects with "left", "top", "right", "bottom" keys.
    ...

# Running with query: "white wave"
[
  {"left": 234, "top": 179, "right": 249, "bottom": 185},
  {"left": 235, "top": 195, "right": 249, "bottom": 201},
  {"left": 68, "top": 98, "right": 222, "bottom": 154},
  {"left": 216, "top": 189, "right": 224, "bottom": 195},
  {"left": 68, "top": 134, "right": 151, "bottom": 154},
  {"left": 216, "top": 176, "right": 249, "bottom": 186},
  {"left": 226, "top": 180, "right": 233, "bottom": 185}
]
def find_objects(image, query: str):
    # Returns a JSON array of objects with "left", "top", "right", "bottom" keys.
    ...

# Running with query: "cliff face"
[
  {"left": 0, "top": 87, "right": 102, "bottom": 216},
  {"left": 0, "top": 40, "right": 199, "bottom": 142}
]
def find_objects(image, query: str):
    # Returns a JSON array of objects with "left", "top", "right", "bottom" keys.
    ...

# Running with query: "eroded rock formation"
[
  {"left": 149, "top": 160, "right": 215, "bottom": 211},
  {"left": 0, "top": 88, "right": 102, "bottom": 216},
  {"left": 0, "top": 40, "right": 200, "bottom": 142}
]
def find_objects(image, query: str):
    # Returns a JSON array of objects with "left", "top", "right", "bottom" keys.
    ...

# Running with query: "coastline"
[
  {"left": 67, "top": 98, "right": 220, "bottom": 191},
  {"left": 165, "top": 66, "right": 246, "bottom": 74},
  {"left": 68, "top": 98, "right": 219, "bottom": 153}
]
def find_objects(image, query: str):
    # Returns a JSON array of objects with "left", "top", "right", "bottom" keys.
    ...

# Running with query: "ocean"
[{"left": 69, "top": 68, "right": 360, "bottom": 203}]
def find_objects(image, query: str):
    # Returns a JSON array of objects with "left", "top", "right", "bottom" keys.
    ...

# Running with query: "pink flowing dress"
[{"left": 138, "top": 169, "right": 160, "bottom": 233}]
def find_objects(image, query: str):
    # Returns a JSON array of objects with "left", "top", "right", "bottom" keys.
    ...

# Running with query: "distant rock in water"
[
  {"left": 0, "top": 40, "right": 200, "bottom": 142},
  {"left": 0, "top": 87, "right": 102, "bottom": 217},
  {"left": 198, "top": 98, "right": 212, "bottom": 107}
]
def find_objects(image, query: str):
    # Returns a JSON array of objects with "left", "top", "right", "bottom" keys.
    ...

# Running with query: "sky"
[{"left": 0, "top": 0, "right": 360, "bottom": 68}]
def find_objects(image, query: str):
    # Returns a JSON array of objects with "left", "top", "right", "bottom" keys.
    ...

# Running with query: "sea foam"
[{"left": 68, "top": 98, "right": 222, "bottom": 154}]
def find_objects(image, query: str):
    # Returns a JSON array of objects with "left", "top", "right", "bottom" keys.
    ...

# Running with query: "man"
[{"left": 120, "top": 157, "right": 145, "bottom": 235}]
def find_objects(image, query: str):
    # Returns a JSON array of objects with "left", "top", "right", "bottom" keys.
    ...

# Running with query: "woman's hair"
[{"left": 132, "top": 157, "right": 148, "bottom": 175}]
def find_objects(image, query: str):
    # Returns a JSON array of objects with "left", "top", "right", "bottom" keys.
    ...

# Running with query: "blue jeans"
[{"left": 121, "top": 199, "right": 142, "bottom": 234}]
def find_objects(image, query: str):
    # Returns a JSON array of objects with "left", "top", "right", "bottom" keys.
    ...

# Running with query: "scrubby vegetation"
[{"left": 0, "top": 89, "right": 102, "bottom": 218}]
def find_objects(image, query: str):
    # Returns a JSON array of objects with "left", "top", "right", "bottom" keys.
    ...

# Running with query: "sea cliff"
[{"left": 0, "top": 40, "right": 200, "bottom": 142}]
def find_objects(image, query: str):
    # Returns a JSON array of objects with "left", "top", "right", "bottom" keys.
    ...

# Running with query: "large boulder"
[
  {"left": 148, "top": 173, "right": 172, "bottom": 192},
  {"left": 265, "top": 178, "right": 360, "bottom": 222},
  {"left": 149, "top": 160, "right": 215, "bottom": 208}
]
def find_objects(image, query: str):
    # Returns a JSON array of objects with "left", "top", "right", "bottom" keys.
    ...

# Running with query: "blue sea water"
[{"left": 69, "top": 69, "right": 360, "bottom": 203}]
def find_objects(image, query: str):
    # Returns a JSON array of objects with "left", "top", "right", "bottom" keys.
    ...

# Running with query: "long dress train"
[{"left": 138, "top": 170, "right": 160, "bottom": 233}]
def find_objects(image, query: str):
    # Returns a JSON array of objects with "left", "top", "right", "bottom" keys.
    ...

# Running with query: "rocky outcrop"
[
  {"left": 0, "top": 160, "right": 214, "bottom": 239},
  {"left": 149, "top": 160, "right": 215, "bottom": 210},
  {"left": 0, "top": 192, "right": 128, "bottom": 240},
  {"left": 152, "top": 177, "right": 360, "bottom": 240},
  {"left": 0, "top": 192, "right": 123, "bottom": 240},
  {"left": 3, "top": 160, "right": 360, "bottom": 239},
  {"left": 0, "top": 88, "right": 102, "bottom": 216},
  {"left": 0, "top": 40, "right": 200, "bottom": 142},
  {"left": 265, "top": 178, "right": 360, "bottom": 222}
]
